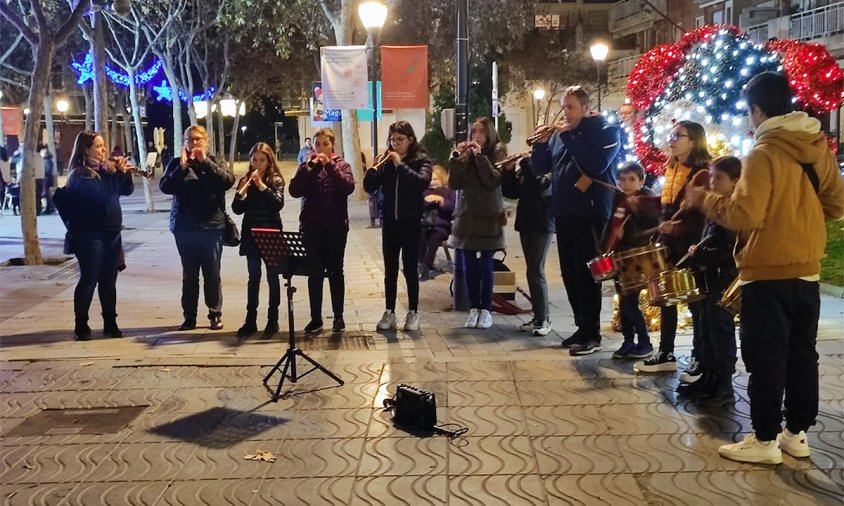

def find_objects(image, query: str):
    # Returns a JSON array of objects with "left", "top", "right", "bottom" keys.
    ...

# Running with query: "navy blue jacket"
[
  {"left": 66, "top": 165, "right": 134, "bottom": 233},
  {"left": 530, "top": 115, "right": 624, "bottom": 220}
]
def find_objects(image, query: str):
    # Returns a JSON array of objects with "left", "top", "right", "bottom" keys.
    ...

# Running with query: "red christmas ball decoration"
[
  {"left": 766, "top": 39, "right": 844, "bottom": 113},
  {"left": 627, "top": 45, "right": 685, "bottom": 111}
]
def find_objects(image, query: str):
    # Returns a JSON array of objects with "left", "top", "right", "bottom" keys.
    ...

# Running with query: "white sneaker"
[
  {"left": 404, "top": 310, "right": 420, "bottom": 331},
  {"left": 465, "top": 308, "right": 480, "bottom": 328},
  {"left": 532, "top": 319, "right": 552, "bottom": 337},
  {"left": 376, "top": 310, "right": 397, "bottom": 330},
  {"left": 777, "top": 429, "right": 810, "bottom": 458},
  {"left": 519, "top": 319, "right": 539, "bottom": 332},
  {"left": 718, "top": 434, "right": 782, "bottom": 465},
  {"left": 477, "top": 309, "right": 493, "bottom": 329}
]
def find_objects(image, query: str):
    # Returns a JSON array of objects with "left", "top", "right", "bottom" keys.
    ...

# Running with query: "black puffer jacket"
[
  {"left": 501, "top": 157, "right": 554, "bottom": 234},
  {"left": 363, "top": 151, "right": 432, "bottom": 221},
  {"left": 159, "top": 157, "right": 235, "bottom": 232},
  {"left": 231, "top": 174, "right": 285, "bottom": 256}
]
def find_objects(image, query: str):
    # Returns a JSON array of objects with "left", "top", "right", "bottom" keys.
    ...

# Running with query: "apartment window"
[
  {"left": 696, "top": 15, "right": 704, "bottom": 27},
  {"left": 713, "top": 10, "right": 724, "bottom": 24}
]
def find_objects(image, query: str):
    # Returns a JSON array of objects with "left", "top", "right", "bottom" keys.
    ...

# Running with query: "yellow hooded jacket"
[{"left": 701, "top": 111, "right": 844, "bottom": 281}]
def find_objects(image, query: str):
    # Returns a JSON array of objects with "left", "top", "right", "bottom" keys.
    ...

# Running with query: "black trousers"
[
  {"left": 618, "top": 289, "right": 650, "bottom": 345},
  {"left": 382, "top": 218, "right": 421, "bottom": 311},
  {"left": 698, "top": 292, "right": 737, "bottom": 376},
  {"left": 304, "top": 228, "right": 348, "bottom": 319},
  {"left": 174, "top": 230, "right": 224, "bottom": 320},
  {"left": 73, "top": 230, "right": 121, "bottom": 323},
  {"left": 555, "top": 215, "right": 605, "bottom": 339},
  {"left": 245, "top": 253, "right": 280, "bottom": 321},
  {"left": 741, "top": 279, "right": 820, "bottom": 441},
  {"left": 658, "top": 300, "right": 702, "bottom": 354}
]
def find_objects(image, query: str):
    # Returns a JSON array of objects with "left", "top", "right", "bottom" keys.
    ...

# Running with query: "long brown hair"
[
  {"left": 671, "top": 121, "right": 711, "bottom": 171},
  {"left": 472, "top": 117, "right": 502, "bottom": 158},
  {"left": 248, "top": 142, "right": 284, "bottom": 186},
  {"left": 68, "top": 131, "right": 102, "bottom": 173}
]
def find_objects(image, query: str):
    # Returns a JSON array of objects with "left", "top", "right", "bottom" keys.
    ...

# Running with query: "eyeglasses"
[
  {"left": 669, "top": 133, "right": 690, "bottom": 142},
  {"left": 389, "top": 135, "right": 409, "bottom": 143},
  {"left": 185, "top": 136, "right": 206, "bottom": 143}
]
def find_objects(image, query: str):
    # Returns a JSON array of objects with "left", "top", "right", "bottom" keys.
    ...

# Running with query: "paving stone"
[
  {"left": 448, "top": 474, "right": 546, "bottom": 505},
  {"left": 253, "top": 477, "right": 354, "bottom": 505},
  {"left": 351, "top": 475, "right": 447, "bottom": 505}
]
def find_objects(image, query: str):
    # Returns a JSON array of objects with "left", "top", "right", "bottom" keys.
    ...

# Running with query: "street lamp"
[
  {"left": 533, "top": 88, "right": 546, "bottom": 126},
  {"left": 590, "top": 41, "right": 609, "bottom": 112},
  {"left": 358, "top": 1, "right": 388, "bottom": 164},
  {"left": 56, "top": 98, "right": 70, "bottom": 114}
]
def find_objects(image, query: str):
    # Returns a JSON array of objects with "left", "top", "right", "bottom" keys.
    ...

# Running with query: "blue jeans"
[
  {"left": 73, "top": 230, "right": 121, "bottom": 323},
  {"left": 619, "top": 289, "right": 650, "bottom": 345},
  {"left": 463, "top": 249, "right": 494, "bottom": 311},
  {"left": 174, "top": 230, "right": 224, "bottom": 320}
]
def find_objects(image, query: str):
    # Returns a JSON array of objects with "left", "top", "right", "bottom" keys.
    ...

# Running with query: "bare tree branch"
[
  {"left": 29, "top": 0, "right": 48, "bottom": 35},
  {"left": 1, "top": 61, "right": 32, "bottom": 75},
  {"left": 0, "top": 3, "right": 38, "bottom": 45},
  {"left": 55, "top": 0, "right": 92, "bottom": 44},
  {"left": 0, "top": 33, "right": 24, "bottom": 67}
]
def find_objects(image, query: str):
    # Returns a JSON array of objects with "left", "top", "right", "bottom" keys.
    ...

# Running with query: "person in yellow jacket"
[{"left": 685, "top": 71, "right": 844, "bottom": 465}]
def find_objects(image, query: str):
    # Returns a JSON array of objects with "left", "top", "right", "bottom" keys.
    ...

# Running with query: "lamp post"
[
  {"left": 590, "top": 42, "right": 609, "bottom": 112},
  {"left": 358, "top": 1, "right": 388, "bottom": 164},
  {"left": 358, "top": 1, "right": 388, "bottom": 228},
  {"left": 533, "top": 88, "right": 546, "bottom": 126}
]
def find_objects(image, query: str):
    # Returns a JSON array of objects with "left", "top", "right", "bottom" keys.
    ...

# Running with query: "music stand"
[{"left": 251, "top": 228, "right": 344, "bottom": 402}]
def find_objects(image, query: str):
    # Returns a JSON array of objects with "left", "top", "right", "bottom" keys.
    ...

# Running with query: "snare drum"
[
  {"left": 613, "top": 244, "right": 670, "bottom": 294},
  {"left": 648, "top": 268, "right": 705, "bottom": 306},
  {"left": 587, "top": 253, "right": 617, "bottom": 282}
]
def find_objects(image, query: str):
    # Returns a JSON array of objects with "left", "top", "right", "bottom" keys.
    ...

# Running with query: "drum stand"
[{"left": 251, "top": 229, "right": 344, "bottom": 402}]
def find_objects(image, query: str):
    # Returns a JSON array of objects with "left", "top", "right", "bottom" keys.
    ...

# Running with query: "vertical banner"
[
  {"left": 320, "top": 46, "right": 368, "bottom": 110},
  {"left": 311, "top": 82, "right": 341, "bottom": 122},
  {"left": 1, "top": 107, "right": 23, "bottom": 136},
  {"left": 356, "top": 82, "right": 382, "bottom": 122},
  {"left": 381, "top": 46, "right": 429, "bottom": 109}
]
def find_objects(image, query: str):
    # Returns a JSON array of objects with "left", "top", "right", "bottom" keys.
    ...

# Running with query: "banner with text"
[
  {"left": 1, "top": 107, "right": 22, "bottom": 136},
  {"left": 311, "top": 82, "right": 341, "bottom": 123},
  {"left": 320, "top": 46, "right": 368, "bottom": 110},
  {"left": 381, "top": 46, "right": 428, "bottom": 109}
]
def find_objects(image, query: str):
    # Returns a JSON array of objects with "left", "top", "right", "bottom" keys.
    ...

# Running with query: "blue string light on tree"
[
  {"left": 71, "top": 52, "right": 163, "bottom": 86},
  {"left": 71, "top": 53, "right": 217, "bottom": 104}
]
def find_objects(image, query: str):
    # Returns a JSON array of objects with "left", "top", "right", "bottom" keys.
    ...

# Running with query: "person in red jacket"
[{"left": 288, "top": 128, "right": 355, "bottom": 334}]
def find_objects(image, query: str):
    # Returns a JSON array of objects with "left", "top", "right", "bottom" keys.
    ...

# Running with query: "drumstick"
[
  {"left": 604, "top": 215, "right": 631, "bottom": 254},
  {"left": 675, "top": 235, "right": 711, "bottom": 268}
]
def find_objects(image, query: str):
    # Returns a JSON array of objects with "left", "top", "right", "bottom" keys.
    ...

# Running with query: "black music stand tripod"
[{"left": 251, "top": 229, "right": 344, "bottom": 402}]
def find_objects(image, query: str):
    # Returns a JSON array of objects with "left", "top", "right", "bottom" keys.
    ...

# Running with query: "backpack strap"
[{"left": 799, "top": 162, "right": 820, "bottom": 194}]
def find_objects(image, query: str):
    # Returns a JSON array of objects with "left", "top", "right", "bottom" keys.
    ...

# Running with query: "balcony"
[
  {"left": 608, "top": 53, "right": 642, "bottom": 82},
  {"left": 609, "top": 0, "right": 666, "bottom": 38},
  {"left": 744, "top": 1, "right": 844, "bottom": 43},
  {"left": 790, "top": 2, "right": 844, "bottom": 41}
]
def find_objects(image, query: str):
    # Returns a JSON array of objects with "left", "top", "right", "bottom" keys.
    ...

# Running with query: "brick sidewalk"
[{"left": 0, "top": 161, "right": 842, "bottom": 504}]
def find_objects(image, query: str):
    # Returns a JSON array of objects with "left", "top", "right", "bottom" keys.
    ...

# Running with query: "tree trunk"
[
  {"left": 127, "top": 69, "right": 154, "bottom": 213},
  {"left": 122, "top": 99, "right": 132, "bottom": 164},
  {"left": 83, "top": 85, "right": 93, "bottom": 131},
  {"left": 229, "top": 101, "right": 240, "bottom": 167},
  {"left": 161, "top": 54, "right": 183, "bottom": 156},
  {"left": 43, "top": 95, "right": 57, "bottom": 161},
  {"left": 187, "top": 102, "right": 197, "bottom": 126},
  {"left": 110, "top": 94, "right": 119, "bottom": 150},
  {"left": 205, "top": 99, "right": 216, "bottom": 158},
  {"left": 332, "top": 0, "right": 364, "bottom": 199},
  {"left": 92, "top": 12, "right": 110, "bottom": 144},
  {"left": 20, "top": 42, "right": 54, "bottom": 264},
  {"left": 216, "top": 108, "right": 225, "bottom": 166}
]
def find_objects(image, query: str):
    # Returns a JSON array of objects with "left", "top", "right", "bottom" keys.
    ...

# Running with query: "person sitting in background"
[{"left": 418, "top": 164, "right": 455, "bottom": 281}]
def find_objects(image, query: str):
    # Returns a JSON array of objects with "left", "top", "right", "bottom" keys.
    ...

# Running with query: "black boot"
[
  {"left": 103, "top": 315, "right": 123, "bottom": 338},
  {"left": 676, "top": 370, "right": 713, "bottom": 398},
  {"left": 74, "top": 321, "right": 92, "bottom": 341},
  {"left": 261, "top": 319, "right": 279, "bottom": 340},
  {"left": 699, "top": 373, "right": 735, "bottom": 406},
  {"left": 237, "top": 312, "right": 258, "bottom": 339}
]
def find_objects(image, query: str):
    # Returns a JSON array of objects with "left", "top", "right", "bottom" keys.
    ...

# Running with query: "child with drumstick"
[
  {"left": 679, "top": 156, "right": 740, "bottom": 403},
  {"left": 608, "top": 162, "right": 660, "bottom": 359}
]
